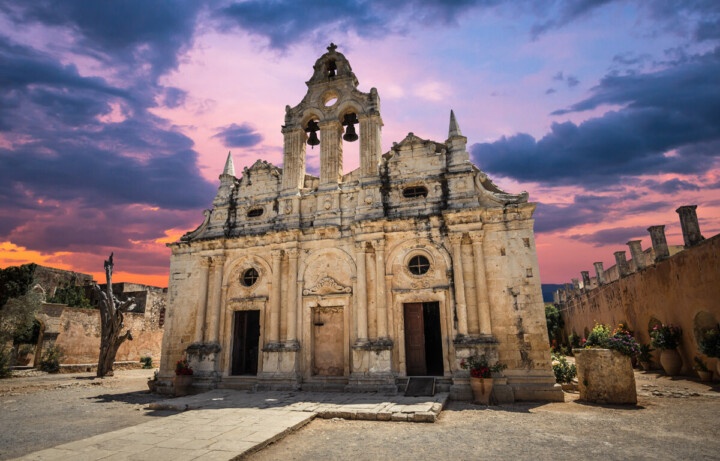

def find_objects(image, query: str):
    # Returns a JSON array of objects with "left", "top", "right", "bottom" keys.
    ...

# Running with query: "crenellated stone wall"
[{"left": 556, "top": 206, "right": 720, "bottom": 376}]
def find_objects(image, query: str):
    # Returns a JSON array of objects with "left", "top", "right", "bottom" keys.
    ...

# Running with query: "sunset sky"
[{"left": 1, "top": 1, "right": 719, "bottom": 287}]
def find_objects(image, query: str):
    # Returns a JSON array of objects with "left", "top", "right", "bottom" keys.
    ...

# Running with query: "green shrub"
[
  {"left": 545, "top": 304, "right": 564, "bottom": 342},
  {"left": 0, "top": 344, "right": 12, "bottom": 378},
  {"left": 40, "top": 345, "right": 62, "bottom": 373},
  {"left": 585, "top": 323, "right": 611, "bottom": 348},
  {"left": 699, "top": 328, "right": 720, "bottom": 358},
  {"left": 551, "top": 353, "right": 576, "bottom": 384},
  {"left": 48, "top": 280, "right": 93, "bottom": 309},
  {"left": 568, "top": 333, "right": 582, "bottom": 350},
  {"left": 140, "top": 356, "right": 153, "bottom": 369}
]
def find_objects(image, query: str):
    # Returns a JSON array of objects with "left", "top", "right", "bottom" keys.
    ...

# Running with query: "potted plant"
[
  {"left": 174, "top": 357, "right": 193, "bottom": 396},
  {"left": 460, "top": 354, "right": 507, "bottom": 405},
  {"left": 147, "top": 370, "right": 159, "bottom": 392},
  {"left": 551, "top": 353, "right": 577, "bottom": 391},
  {"left": 698, "top": 328, "right": 720, "bottom": 376},
  {"left": 638, "top": 344, "right": 653, "bottom": 371},
  {"left": 650, "top": 324, "right": 682, "bottom": 376},
  {"left": 693, "top": 357, "right": 712, "bottom": 382}
]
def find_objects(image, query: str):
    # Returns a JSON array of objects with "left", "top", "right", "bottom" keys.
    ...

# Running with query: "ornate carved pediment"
[{"left": 303, "top": 276, "right": 352, "bottom": 296}]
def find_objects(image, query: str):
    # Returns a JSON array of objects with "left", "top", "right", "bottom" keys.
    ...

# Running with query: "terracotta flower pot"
[
  {"left": 660, "top": 349, "right": 682, "bottom": 376},
  {"left": 469, "top": 377, "right": 494, "bottom": 405},
  {"left": 174, "top": 374, "right": 193, "bottom": 397},
  {"left": 697, "top": 370, "right": 712, "bottom": 382}
]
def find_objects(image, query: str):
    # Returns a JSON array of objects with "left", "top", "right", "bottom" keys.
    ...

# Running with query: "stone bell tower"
[{"left": 279, "top": 43, "right": 384, "bottom": 226}]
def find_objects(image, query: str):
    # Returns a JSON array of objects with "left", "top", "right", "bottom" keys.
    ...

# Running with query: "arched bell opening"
[{"left": 339, "top": 108, "right": 360, "bottom": 174}]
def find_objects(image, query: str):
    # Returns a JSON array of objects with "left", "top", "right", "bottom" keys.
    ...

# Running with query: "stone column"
[
  {"left": 359, "top": 113, "right": 382, "bottom": 178},
  {"left": 593, "top": 262, "right": 605, "bottom": 285},
  {"left": 564, "top": 283, "right": 573, "bottom": 298},
  {"left": 614, "top": 251, "right": 630, "bottom": 278},
  {"left": 581, "top": 271, "right": 590, "bottom": 290},
  {"left": 269, "top": 249, "right": 283, "bottom": 343},
  {"left": 194, "top": 257, "right": 211, "bottom": 343},
  {"left": 281, "top": 126, "right": 306, "bottom": 191},
  {"left": 286, "top": 248, "right": 299, "bottom": 343},
  {"left": 648, "top": 225, "right": 670, "bottom": 261},
  {"left": 385, "top": 274, "right": 393, "bottom": 339},
  {"left": 469, "top": 231, "right": 492, "bottom": 336},
  {"left": 319, "top": 121, "right": 343, "bottom": 187},
  {"left": 572, "top": 278, "right": 580, "bottom": 290},
  {"left": 209, "top": 255, "right": 226, "bottom": 344},
  {"left": 676, "top": 205, "right": 705, "bottom": 247},
  {"left": 449, "top": 233, "right": 469, "bottom": 337},
  {"left": 375, "top": 239, "right": 388, "bottom": 339},
  {"left": 627, "top": 240, "right": 646, "bottom": 271},
  {"left": 355, "top": 242, "right": 368, "bottom": 342},
  {"left": 553, "top": 291, "right": 560, "bottom": 304}
]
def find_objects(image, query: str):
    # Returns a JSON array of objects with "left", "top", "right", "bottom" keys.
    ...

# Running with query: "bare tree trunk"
[{"left": 94, "top": 254, "right": 135, "bottom": 378}]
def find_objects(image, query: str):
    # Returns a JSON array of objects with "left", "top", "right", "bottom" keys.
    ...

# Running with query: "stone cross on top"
[{"left": 327, "top": 42, "right": 338, "bottom": 52}]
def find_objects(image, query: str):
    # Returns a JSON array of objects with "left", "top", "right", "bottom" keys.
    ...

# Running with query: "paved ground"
[
  {"left": 251, "top": 372, "right": 720, "bottom": 461},
  {"left": 0, "top": 369, "right": 171, "bottom": 460},
  {"left": 3, "top": 368, "right": 720, "bottom": 461},
  {"left": 149, "top": 389, "right": 447, "bottom": 422}
]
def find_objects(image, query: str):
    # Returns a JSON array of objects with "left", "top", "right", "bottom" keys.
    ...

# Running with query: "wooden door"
[
  {"left": 404, "top": 303, "right": 427, "bottom": 376},
  {"left": 313, "top": 307, "right": 344, "bottom": 376},
  {"left": 232, "top": 310, "right": 260, "bottom": 375}
]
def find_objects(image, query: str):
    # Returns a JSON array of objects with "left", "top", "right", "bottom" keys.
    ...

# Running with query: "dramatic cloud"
[
  {"left": 471, "top": 46, "right": 720, "bottom": 188},
  {"left": 213, "top": 123, "right": 263, "bottom": 148},
  {"left": 217, "top": 0, "right": 498, "bottom": 49},
  {"left": 1, "top": 0, "right": 205, "bottom": 79},
  {"left": 641, "top": 178, "right": 701, "bottom": 194},
  {"left": 572, "top": 225, "right": 650, "bottom": 247}
]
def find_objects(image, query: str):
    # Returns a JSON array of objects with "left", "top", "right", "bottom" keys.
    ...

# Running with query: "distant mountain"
[{"left": 541, "top": 284, "right": 564, "bottom": 303}]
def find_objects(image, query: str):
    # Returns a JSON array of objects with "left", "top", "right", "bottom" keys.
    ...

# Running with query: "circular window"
[
  {"left": 247, "top": 207, "right": 264, "bottom": 218},
  {"left": 241, "top": 268, "right": 259, "bottom": 287},
  {"left": 408, "top": 255, "right": 430, "bottom": 275}
]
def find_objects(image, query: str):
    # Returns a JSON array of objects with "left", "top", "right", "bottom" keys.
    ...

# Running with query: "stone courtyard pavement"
[{"left": 12, "top": 390, "right": 448, "bottom": 460}]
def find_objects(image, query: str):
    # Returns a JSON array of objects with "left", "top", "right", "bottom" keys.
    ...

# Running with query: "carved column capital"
[
  {"left": 468, "top": 231, "right": 484, "bottom": 244},
  {"left": 448, "top": 233, "right": 464, "bottom": 245},
  {"left": 374, "top": 238, "right": 386, "bottom": 252},
  {"left": 355, "top": 241, "right": 368, "bottom": 252},
  {"left": 270, "top": 249, "right": 284, "bottom": 259},
  {"left": 318, "top": 120, "right": 343, "bottom": 131},
  {"left": 286, "top": 248, "right": 300, "bottom": 259}
]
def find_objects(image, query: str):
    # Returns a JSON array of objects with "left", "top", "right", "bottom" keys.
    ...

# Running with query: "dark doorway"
[
  {"left": 232, "top": 310, "right": 260, "bottom": 375},
  {"left": 404, "top": 302, "right": 444, "bottom": 376}
]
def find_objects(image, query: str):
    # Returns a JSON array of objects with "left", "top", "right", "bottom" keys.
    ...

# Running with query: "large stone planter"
[
  {"left": 173, "top": 375, "right": 193, "bottom": 397},
  {"left": 574, "top": 348, "right": 637, "bottom": 405}
]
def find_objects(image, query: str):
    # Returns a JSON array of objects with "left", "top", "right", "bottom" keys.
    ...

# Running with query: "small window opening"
[
  {"left": 247, "top": 208, "right": 264, "bottom": 218},
  {"left": 526, "top": 268, "right": 533, "bottom": 278},
  {"left": 403, "top": 186, "right": 428, "bottom": 199},
  {"left": 327, "top": 59, "right": 337, "bottom": 78},
  {"left": 500, "top": 247, "right": 506, "bottom": 256},
  {"left": 242, "top": 268, "right": 259, "bottom": 287},
  {"left": 523, "top": 238, "right": 530, "bottom": 248},
  {"left": 408, "top": 255, "right": 430, "bottom": 275}
]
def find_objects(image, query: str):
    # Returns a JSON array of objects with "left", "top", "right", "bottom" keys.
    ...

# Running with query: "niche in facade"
[
  {"left": 247, "top": 208, "right": 264, "bottom": 218},
  {"left": 403, "top": 186, "right": 428, "bottom": 199}
]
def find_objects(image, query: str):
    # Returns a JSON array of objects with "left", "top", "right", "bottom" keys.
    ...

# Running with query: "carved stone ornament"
[
  {"left": 323, "top": 195, "right": 332, "bottom": 210},
  {"left": 364, "top": 194, "right": 373, "bottom": 204},
  {"left": 284, "top": 199, "right": 293, "bottom": 215},
  {"left": 303, "top": 276, "right": 352, "bottom": 295}
]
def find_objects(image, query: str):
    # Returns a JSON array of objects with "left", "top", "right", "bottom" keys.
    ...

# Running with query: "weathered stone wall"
[
  {"left": 560, "top": 234, "right": 720, "bottom": 375},
  {"left": 32, "top": 265, "right": 94, "bottom": 300},
  {"left": 36, "top": 302, "right": 164, "bottom": 365}
]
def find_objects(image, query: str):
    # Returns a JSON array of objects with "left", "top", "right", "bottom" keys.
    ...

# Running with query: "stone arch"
[
  {"left": 300, "top": 107, "right": 325, "bottom": 127},
  {"left": 693, "top": 311, "right": 719, "bottom": 346},
  {"left": 648, "top": 316, "right": 662, "bottom": 335},
  {"left": 334, "top": 98, "right": 365, "bottom": 121},
  {"left": 300, "top": 247, "right": 356, "bottom": 287},
  {"left": 385, "top": 238, "right": 451, "bottom": 276},
  {"left": 224, "top": 254, "right": 272, "bottom": 294}
]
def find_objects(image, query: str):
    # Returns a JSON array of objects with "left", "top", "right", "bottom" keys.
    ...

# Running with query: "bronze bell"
[
  {"left": 342, "top": 113, "right": 359, "bottom": 142},
  {"left": 327, "top": 60, "right": 337, "bottom": 78},
  {"left": 306, "top": 120, "right": 320, "bottom": 148}
]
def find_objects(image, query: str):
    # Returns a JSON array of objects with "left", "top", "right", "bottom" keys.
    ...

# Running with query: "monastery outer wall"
[
  {"left": 37, "top": 299, "right": 165, "bottom": 365},
  {"left": 560, "top": 234, "right": 720, "bottom": 376}
]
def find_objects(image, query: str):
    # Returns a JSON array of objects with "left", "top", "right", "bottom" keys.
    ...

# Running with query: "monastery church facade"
[{"left": 160, "top": 44, "right": 561, "bottom": 401}]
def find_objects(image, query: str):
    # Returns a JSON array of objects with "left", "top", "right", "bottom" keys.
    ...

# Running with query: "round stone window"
[
  {"left": 408, "top": 255, "right": 430, "bottom": 275},
  {"left": 241, "top": 268, "right": 259, "bottom": 287}
]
